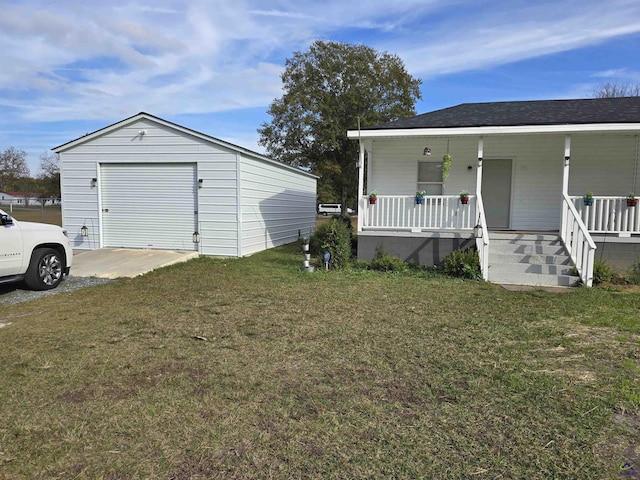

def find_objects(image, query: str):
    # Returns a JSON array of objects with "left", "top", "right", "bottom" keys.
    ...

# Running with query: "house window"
[{"left": 417, "top": 161, "right": 443, "bottom": 195}]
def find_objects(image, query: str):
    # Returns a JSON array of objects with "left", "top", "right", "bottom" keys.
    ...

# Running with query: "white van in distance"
[{"left": 317, "top": 204, "right": 354, "bottom": 216}]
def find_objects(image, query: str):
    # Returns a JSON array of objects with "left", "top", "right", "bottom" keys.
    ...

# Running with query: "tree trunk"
[{"left": 340, "top": 188, "right": 349, "bottom": 216}]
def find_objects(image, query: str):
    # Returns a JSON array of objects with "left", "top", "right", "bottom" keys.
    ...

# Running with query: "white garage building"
[{"left": 53, "top": 112, "right": 317, "bottom": 257}]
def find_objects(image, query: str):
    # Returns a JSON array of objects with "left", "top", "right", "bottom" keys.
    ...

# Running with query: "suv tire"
[{"left": 24, "top": 248, "right": 65, "bottom": 291}]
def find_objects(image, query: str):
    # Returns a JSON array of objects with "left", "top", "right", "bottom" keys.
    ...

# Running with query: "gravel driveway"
[{"left": 0, "top": 276, "right": 111, "bottom": 306}]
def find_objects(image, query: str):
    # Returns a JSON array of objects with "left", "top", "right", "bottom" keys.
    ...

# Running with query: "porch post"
[
  {"left": 562, "top": 135, "right": 571, "bottom": 195},
  {"left": 476, "top": 137, "right": 484, "bottom": 195},
  {"left": 561, "top": 135, "right": 571, "bottom": 237},
  {"left": 357, "top": 140, "right": 365, "bottom": 232},
  {"left": 476, "top": 137, "right": 484, "bottom": 225}
]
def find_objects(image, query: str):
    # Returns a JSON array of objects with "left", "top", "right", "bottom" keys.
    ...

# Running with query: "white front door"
[{"left": 482, "top": 159, "right": 512, "bottom": 229}]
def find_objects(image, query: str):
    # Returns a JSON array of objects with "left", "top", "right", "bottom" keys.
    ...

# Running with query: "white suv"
[{"left": 0, "top": 209, "right": 72, "bottom": 290}]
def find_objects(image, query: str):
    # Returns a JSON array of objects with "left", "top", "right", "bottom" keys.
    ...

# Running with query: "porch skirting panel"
[
  {"left": 358, "top": 231, "right": 475, "bottom": 266},
  {"left": 592, "top": 236, "right": 640, "bottom": 272}
]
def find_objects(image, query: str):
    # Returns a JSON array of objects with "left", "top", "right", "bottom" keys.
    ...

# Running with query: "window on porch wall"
[{"left": 417, "top": 161, "right": 443, "bottom": 195}]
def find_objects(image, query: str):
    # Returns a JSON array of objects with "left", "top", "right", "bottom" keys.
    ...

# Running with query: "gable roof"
[
  {"left": 52, "top": 112, "right": 317, "bottom": 179},
  {"left": 367, "top": 97, "right": 640, "bottom": 130},
  {"left": 1, "top": 191, "right": 39, "bottom": 198}
]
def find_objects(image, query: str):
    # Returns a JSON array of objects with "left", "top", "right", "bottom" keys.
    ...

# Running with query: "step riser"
[
  {"left": 489, "top": 253, "right": 572, "bottom": 265},
  {"left": 490, "top": 245, "right": 566, "bottom": 255},
  {"left": 490, "top": 263, "right": 575, "bottom": 276},
  {"left": 488, "top": 272, "right": 580, "bottom": 287},
  {"left": 489, "top": 232, "right": 560, "bottom": 242},
  {"left": 490, "top": 239, "right": 564, "bottom": 246}
]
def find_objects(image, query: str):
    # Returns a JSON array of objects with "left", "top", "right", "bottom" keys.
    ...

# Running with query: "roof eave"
[{"left": 347, "top": 123, "right": 640, "bottom": 139}]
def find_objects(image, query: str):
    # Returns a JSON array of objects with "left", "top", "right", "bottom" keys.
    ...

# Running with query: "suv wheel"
[{"left": 24, "top": 248, "right": 65, "bottom": 291}]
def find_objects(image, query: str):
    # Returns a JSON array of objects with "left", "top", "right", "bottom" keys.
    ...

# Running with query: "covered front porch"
[{"left": 350, "top": 132, "right": 640, "bottom": 287}]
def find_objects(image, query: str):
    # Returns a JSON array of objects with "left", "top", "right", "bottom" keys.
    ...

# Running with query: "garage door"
[{"left": 100, "top": 163, "right": 198, "bottom": 250}]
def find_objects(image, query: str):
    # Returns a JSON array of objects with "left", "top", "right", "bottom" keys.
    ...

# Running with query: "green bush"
[
  {"left": 349, "top": 259, "right": 371, "bottom": 271},
  {"left": 592, "top": 259, "right": 613, "bottom": 284},
  {"left": 331, "top": 214, "right": 354, "bottom": 238},
  {"left": 626, "top": 257, "right": 640, "bottom": 285},
  {"left": 370, "top": 246, "right": 407, "bottom": 273},
  {"left": 441, "top": 248, "right": 481, "bottom": 280},
  {"left": 310, "top": 218, "right": 351, "bottom": 269}
]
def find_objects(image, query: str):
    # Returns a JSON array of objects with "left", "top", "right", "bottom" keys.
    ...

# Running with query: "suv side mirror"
[{"left": 1, "top": 214, "right": 13, "bottom": 226}]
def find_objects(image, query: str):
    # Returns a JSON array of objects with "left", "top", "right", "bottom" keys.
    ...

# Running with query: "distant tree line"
[
  {"left": 0, "top": 147, "right": 60, "bottom": 205},
  {"left": 592, "top": 81, "right": 640, "bottom": 98}
]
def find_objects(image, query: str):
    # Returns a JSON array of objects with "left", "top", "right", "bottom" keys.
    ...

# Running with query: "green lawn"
[
  {"left": 3, "top": 205, "right": 62, "bottom": 226},
  {"left": 0, "top": 243, "right": 638, "bottom": 478}
]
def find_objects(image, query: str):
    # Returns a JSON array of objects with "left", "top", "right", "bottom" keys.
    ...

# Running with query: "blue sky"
[{"left": 1, "top": 0, "right": 640, "bottom": 173}]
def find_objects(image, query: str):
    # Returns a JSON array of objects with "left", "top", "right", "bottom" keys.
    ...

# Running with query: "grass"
[
  {"left": 0, "top": 243, "right": 639, "bottom": 478},
  {"left": 3, "top": 205, "right": 62, "bottom": 226}
]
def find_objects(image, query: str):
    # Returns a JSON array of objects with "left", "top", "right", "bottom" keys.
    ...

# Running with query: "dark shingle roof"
[{"left": 368, "top": 97, "right": 640, "bottom": 130}]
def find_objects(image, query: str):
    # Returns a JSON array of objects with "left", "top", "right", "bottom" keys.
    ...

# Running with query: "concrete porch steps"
[{"left": 488, "top": 233, "right": 580, "bottom": 287}]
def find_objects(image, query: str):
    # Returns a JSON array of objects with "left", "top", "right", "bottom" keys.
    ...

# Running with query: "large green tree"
[{"left": 259, "top": 40, "right": 422, "bottom": 211}]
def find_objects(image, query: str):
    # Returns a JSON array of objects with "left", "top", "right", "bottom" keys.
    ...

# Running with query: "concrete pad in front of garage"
[{"left": 71, "top": 248, "right": 199, "bottom": 279}]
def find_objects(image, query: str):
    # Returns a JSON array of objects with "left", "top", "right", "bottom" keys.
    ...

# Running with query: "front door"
[{"left": 481, "top": 159, "right": 512, "bottom": 229}]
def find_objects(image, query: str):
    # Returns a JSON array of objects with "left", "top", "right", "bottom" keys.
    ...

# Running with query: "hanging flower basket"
[
  {"left": 459, "top": 191, "right": 470, "bottom": 205},
  {"left": 583, "top": 192, "right": 594, "bottom": 206},
  {"left": 415, "top": 191, "right": 426, "bottom": 205},
  {"left": 369, "top": 193, "right": 377, "bottom": 205},
  {"left": 627, "top": 198, "right": 638, "bottom": 207}
]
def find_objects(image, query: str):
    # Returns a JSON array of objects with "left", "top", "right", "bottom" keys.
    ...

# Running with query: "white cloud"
[
  {"left": 0, "top": 0, "right": 639, "bottom": 126},
  {"left": 393, "top": 1, "right": 640, "bottom": 76},
  {"left": 592, "top": 68, "right": 640, "bottom": 82}
]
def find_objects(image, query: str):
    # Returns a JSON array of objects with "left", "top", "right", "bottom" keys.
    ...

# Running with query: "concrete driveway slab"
[{"left": 71, "top": 248, "right": 199, "bottom": 279}]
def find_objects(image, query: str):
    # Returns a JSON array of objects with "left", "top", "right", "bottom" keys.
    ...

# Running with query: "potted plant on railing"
[
  {"left": 627, "top": 193, "right": 638, "bottom": 207},
  {"left": 415, "top": 190, "right": 426, "bottom": 205},
  {"left": 583, "top": 191, "right": 594, "bottom": 206},
  {"left": 368, "top": 192, "right": 377, "bottom": 205},
  {"left": 459, "top": 190, "right": 470, "bottom": 205}
]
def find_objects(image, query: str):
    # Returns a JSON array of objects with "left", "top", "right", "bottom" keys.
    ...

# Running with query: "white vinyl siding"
[
  {"left": 196, "top": 153, "right": 239, "bottom": 257},
  {"left": 57, "top": 115, "right": 317, "bottom": 256},
  {"left": 241, "top": 156, "right": 316, "bottom": 256},
  {"left": 568, "top": 135, "right": 639, "bottom": 197},
  {"left": 368, "top": 137, "right": 478, "bottom": 196},
  {"left": 367, "top": 133, "right": 639, "bottom": 231},
  {"left": 101, "top": 163, "right": 197, "bottom": 250}
]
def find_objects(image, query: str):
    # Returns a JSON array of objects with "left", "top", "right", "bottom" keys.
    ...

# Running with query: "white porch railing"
[
  {"left": 569, "top": 196, "right": 640, "bottom": 234},
  {"left": 475, "top": 193, "right": 489, "bottom": 281},
  {"left": 362, "top": 195, "right": 476, "bottom": 230},
  {"left": 561, "top": 193, "right": 596, "bottom": 287}
]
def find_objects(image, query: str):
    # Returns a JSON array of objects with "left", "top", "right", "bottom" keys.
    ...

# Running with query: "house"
[
  {"left": 53, "top": 112, "right": 317, "bottom": 257},
  {"left": 0, "top": 191, "right": 40, "bottom": 205},
  {"left": 0, "top": 192, "right": 21, "bottom": 205},
  {"left": 347, "top": 97, "right": 640, "bottom": 287}
]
